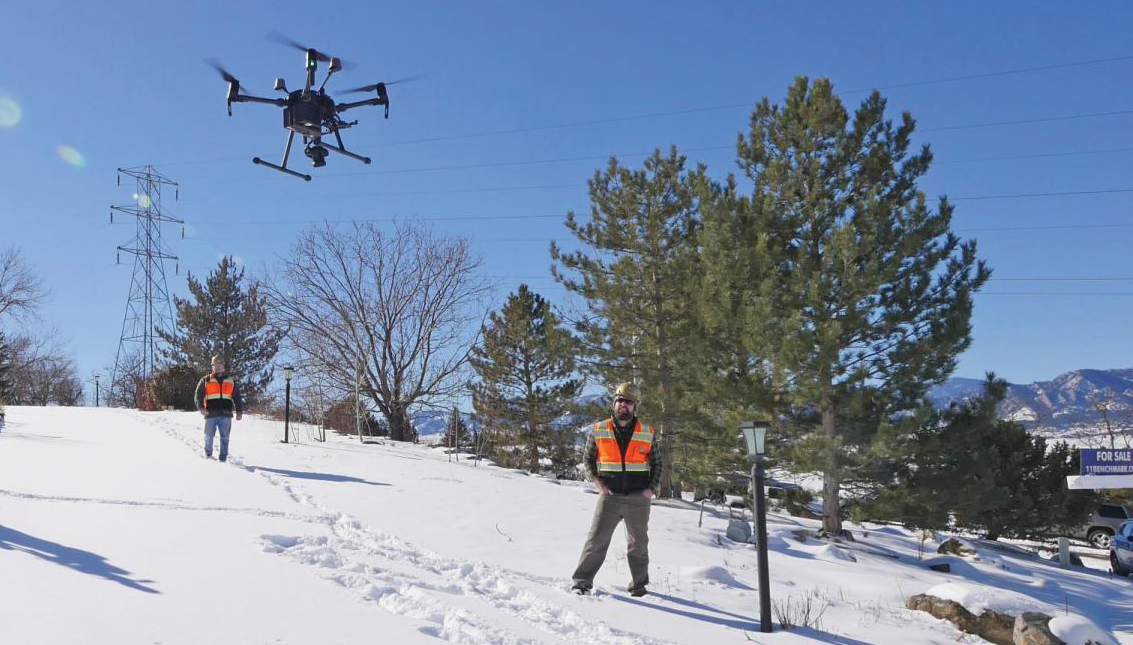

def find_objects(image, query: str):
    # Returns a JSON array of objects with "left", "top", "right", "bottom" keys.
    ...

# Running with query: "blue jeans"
[{"left": 203, "top": 417, "right": 232, "bottom": 460}]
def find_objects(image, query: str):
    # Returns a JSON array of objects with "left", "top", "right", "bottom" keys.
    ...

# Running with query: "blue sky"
[{"left": 2, "top": 0, "right": 1132, "bottom": 399}]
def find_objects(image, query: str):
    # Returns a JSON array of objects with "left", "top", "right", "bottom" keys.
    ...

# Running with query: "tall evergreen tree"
[
  {"left": 870, "top": 375, "right": 1097, "bottom": 540},
  {"left": 470, "top": 284, "right": 582, "bottom": 473},
  {"left": 699, "top": 77, "right": 989, "bottom": 533},
  {"left": 553, "top": 148, "right": 723, "bottom": 497},
  {"left": 159, "top": 256, "right": 282, "bottom": 407},
  {"left": 0, "top": 331, "right": 13, "bottom": 404},
  {"left": 442, "top": 406, "right": 475, "bottom": 455}
]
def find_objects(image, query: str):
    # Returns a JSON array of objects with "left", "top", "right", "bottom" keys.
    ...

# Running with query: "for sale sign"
[{"left": 1080, "top": 449, "right": 1133, "bottom": 475}]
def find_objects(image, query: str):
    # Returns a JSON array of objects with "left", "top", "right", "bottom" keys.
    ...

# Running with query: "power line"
[
  {"left": 975, "top": 292, "right": 1133, "bottom": 296},
  {"left": 953, "top": 188, "right": 1133, "bottom": 201},
  {"left": 938, "top": 146, "right": 1133, "bottom": 165},
  {"left": 176, "top": 182, "right": 1133, "bottom": 224},
  {"left": 853, "top": 54, "right": 1133, "bottom": 93},
  {"left": 369, "top": 58, "right": 1133, "bottom": 148},
  {"left": 154, "top": 52, "right": 1133, "bottom": 167},
  {"left": 921, "top": 109, "right": 1133, "bottom": 133},
  {"left": 987, "top": 278, "right": 1133, "bottom": 281},
  {"left": 957, "top": 223, "right": 1133, "bottom": 232}
]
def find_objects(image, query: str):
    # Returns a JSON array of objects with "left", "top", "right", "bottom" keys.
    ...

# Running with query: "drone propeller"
[
  {"left": 267, "top": 30, "right": 355, "bottom": 69},
  {"left": 205, "top": 58, "right": 244, "bottom": 91},
  {"left": 343, "top": 75, "right": 424, "bottom": 94}
]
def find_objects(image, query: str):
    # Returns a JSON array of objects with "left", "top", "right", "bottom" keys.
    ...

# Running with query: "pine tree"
[
  {"left": 552, "top": 148, "right": 719, "bottom": 497},
  {"left": 470, "top": 284, "right": 582, "bottom": 473},
  {"left": 442, "top": 406, "right": 475, "bottom": 456},
  {"left": 152, "top": 362, "right": 201, "bottom": 411},
  {"left": 699, "top": 77, "right": 990, "bottom": 533},
  {"left": 870, "top": 375, "right": 1097, "bottom": 540},
  {"left": 158, "top": 256, "right": 282, "bottom": 407},
  {"left": 0, "top": 331, "right": 13, "bottom": 404}
]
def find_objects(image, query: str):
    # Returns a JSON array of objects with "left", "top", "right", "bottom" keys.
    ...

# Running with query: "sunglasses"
[{"left": 614, "top": 397, "right": 636, "bottom": 405}]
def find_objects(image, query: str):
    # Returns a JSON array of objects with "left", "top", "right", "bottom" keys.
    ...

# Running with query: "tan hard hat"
[
  {"left": 614, "top": 382, "right": 641, "bottom": 404},
  {"left": 211, "top": 355, "right": 224, "bottom": 365}
]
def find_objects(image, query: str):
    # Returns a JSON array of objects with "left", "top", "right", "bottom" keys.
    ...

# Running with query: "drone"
[{"left": 209, "top": 34, "right": 417, "bottom": 181}]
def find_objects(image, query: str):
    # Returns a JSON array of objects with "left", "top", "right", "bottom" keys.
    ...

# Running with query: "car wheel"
[
  {"left": 1088, "top": 528, "right": 1114, "bottom": 550},
  {"left": 1112, "top": 551, "right": 1130, "bottom": 577}
]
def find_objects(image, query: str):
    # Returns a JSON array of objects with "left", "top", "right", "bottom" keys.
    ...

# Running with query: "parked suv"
[
  {"left": 1111, "top": 520, "right": 1133, "bottom": 577},
  {"left": 1068, "top": 504, "right": 1133, "bottom": 549}
]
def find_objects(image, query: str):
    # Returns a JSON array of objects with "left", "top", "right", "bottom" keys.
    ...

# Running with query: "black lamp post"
[
  {"left": 93, "top": 374, "right": 100, "bottom": 407},
  {"left": 741, "top": 419, "right": 773, "bottom": 633},
  {"left": 282, "top": 366, "right": 293, "bottom": 443}
]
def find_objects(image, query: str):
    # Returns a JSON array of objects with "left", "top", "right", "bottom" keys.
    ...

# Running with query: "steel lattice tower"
[{"left": 110, "top": 166, "right": 184, "bottom": 406}]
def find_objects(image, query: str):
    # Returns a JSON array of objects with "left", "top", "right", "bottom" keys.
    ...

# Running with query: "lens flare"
[
  {"left": 137, "top": 194, "right": 152, "bottom": 208},
  {"left": 0, "top": 97, "right": 20, "bottom": 127},
  {"left": 56, "top": 145, "right": 86, "bottom": 167}
]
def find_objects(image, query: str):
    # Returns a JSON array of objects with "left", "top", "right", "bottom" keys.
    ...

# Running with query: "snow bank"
[
  {"left": 814, "top": 543, "right": 857, "bottom": 563},
  {"left": 1050, "top": 614, "right": 1119, "bottom": 645},
  {"left": 925, "top": 581, "right": 1049, "bottom": 616},
  {"left": 678, "top": 565, "right": 749, "bottom": 588}
]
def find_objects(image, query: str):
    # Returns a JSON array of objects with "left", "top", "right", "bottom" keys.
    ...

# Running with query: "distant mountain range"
[
  {"left": 411, "top": 393, "right": 607, "bottom": 439},
  {"left": 928, "top": 368, "right": 1133, "bottom": 437},
  {"left": 411, "top": 369, "right": 1133, "bottom": 440}
]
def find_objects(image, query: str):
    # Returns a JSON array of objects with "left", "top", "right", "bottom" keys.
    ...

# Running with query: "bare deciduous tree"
[
  {"left": 1079, "top": 388, "right": 1133, "bottom": 449},
  {"left": 0, "top": 247, "right": 46, "bottom": 322},
  {"left": 6, "top": 332, "right": 84, "bottom": 406},
  {"left": 266, "top": 221, "right": 490, "bottom": 441},
  {"left": 106, "top": 347, "right": 148, "bottom": 408}
]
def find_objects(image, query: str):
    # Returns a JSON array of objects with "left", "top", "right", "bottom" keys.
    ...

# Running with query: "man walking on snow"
[
  {"left": 194, "top": 355, "right": 243, "bottom": 462},
  {"left": 571, "top": 382, "right": 661, "bottom": 597}
]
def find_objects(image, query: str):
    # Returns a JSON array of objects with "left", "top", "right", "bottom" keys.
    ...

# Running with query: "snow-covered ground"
[{"left": 2, "top": 406, "right": 1130, "bottom": 644}]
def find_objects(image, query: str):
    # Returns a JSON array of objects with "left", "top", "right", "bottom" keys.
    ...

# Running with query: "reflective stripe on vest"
[
  {"left": 594, "top": 418, "right": 653, "bottom": 473},
  {"left": 203, "top": 375, "right": 234, "bottom": 407}
]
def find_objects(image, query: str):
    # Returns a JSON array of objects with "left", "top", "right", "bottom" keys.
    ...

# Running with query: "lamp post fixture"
[
  {"left": 93, "top": 374, "right": 100, "bottom": 407},
  {"left": 282, "top": 366, "right": 293, "bottom": 444},
  {"left": 740, "top": 419, "right": 773, "bottom": 634}
]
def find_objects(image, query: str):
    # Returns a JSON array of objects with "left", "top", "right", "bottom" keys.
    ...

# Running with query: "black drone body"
[{"left": 210, "top": 37, "right": 405, "bottom": 181}]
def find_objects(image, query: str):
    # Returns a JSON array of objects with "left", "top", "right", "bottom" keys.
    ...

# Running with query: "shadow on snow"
[{"left": 0, "top": 523, "right": 159, "bottom": 594}]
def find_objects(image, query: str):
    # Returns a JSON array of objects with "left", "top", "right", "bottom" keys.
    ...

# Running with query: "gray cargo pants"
[{"left": 571, "top": 492, "right": 651, "bottom": 590}]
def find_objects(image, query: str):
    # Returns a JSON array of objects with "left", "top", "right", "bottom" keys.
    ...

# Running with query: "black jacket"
[{"left": 194, "top": 373, "right": 244, "bottom": 418}]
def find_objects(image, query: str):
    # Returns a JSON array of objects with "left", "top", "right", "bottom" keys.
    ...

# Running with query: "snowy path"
[
  {"left": 3, "top": 406, "right": 1130, "bottom": 644},
  {"left": 149, "top": 412, "right": 676, "bottom": 645}
]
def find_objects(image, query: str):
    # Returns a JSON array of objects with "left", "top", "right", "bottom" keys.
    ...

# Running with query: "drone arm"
[
  {"left": 336, "top": 96, "right": 389, "bottom": 118},
  {"left": 234, "top": 93, "right": 288, "bottom": 106}
]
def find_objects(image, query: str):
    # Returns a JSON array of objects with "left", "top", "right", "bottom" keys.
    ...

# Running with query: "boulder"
[
  {"left": 928, "top": 562, "right": 951, "bottom": 573},
  {"left": 725, "top": 518, "right": 752, "bottom": 543},
  {"left": 937, "top": 538, "right": 977, "bottom": 557},
  {"left": 1046, "top": 553, "right": 1084, "bottom": 567},
  {"left": 905, "top": 594, "right": 1014, "bottom": 645},
  {"left": 791, "top": 529, "right": 809, "bottom": 542},
  {"left": 1013, "top": 612, "right": 1065, "bottom": 645}
]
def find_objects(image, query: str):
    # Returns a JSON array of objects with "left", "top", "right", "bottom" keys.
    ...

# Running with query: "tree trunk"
[
  {"left": 654, "top": 270, "right": 675, "bottom": 499},
  {"left": 821, "top": 385, "right": 842, "bottom": 535},
  {"left": 387, "top": 405, "right": 413, "bottom": 442}
]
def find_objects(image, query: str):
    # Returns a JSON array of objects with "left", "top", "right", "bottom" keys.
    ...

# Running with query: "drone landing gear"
[
  {"left": 252, "top": 130, "right": 312, "bottom": 181},
  {"left": 323, "top": 128, "right": 371, "bottom": 164}
]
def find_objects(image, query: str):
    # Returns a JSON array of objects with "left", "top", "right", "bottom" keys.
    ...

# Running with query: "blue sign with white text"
[{"left": 1080, "top": 449, "right": 1133, "bottom": 475}]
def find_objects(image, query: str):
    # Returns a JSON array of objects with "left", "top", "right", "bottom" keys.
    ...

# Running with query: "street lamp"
[
  {"left": 740, "top": 419, "right": 773, "bottom": 634},
  {"left": 93, "top": 374, "right": 100, "bottom": 407},
  {"left": 282, "top": 365, "right": 294, "bottom": 444}
]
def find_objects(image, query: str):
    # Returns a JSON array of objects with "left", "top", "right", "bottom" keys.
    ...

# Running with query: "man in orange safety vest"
[
  {"left": 194, "top": 355, "right": 244, "bottom": 462},
  {"left": 571, "top": 382, "right": 661, "bottom": 597}
]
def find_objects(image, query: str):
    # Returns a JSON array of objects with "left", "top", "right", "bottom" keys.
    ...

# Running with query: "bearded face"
[{"left": 613, "top": 397, "right": 636, "bottom": 424}]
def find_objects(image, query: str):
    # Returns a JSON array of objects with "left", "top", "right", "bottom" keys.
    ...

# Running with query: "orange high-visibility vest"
[
  {"left": 593, "top": 418, "right": 654, "bottom": 474},
  {"left": 203, "top": 374, "right": 234, "bottom": 408}
]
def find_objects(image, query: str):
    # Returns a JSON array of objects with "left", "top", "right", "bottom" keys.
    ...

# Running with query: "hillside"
[
  {"left": 0, "top": 407, "right": 1128, "bottom": 644},
  {"left": 930, "top": 368, "right": 1133, "bottom": 439}
]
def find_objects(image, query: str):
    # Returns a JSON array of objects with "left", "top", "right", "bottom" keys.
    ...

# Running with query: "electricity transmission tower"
[{"left": 109, "top": 166, "right": 184, "bottom": 407}]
